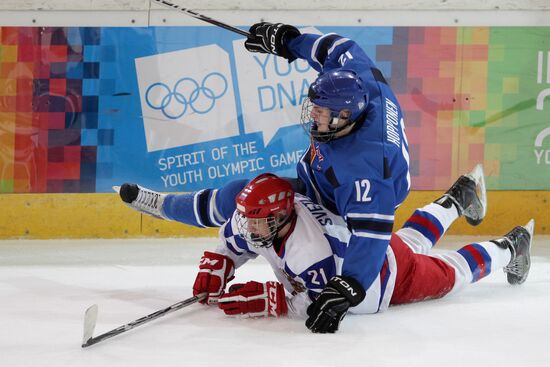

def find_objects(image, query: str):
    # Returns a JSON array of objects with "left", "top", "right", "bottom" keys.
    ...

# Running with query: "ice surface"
[{"left": 1, "top": 236, "right": 549, "bottom": 367}]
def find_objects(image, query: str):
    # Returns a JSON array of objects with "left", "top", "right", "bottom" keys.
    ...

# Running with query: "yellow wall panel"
[{"left": 0, "top": 191, "right": 547, "bottom": 239}]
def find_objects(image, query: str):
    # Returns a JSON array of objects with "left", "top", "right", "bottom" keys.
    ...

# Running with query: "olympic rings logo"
[{"left": 145, "top": 72, "right": 228, "bottom": 119}]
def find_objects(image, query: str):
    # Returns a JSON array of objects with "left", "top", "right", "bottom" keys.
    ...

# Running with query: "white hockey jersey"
[{"left": 214, "top": 193, "right": 397, "bottom": 318}]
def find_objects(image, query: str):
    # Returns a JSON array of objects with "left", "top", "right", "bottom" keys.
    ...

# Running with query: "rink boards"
[{"left": 1, "top": 190, "right": 547, "bottom": 238}]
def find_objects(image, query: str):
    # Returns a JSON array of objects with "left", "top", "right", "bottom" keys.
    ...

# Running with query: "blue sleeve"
[
  {"left": 335, "top": 177, "right": 396, "bottom": 291},
  {"left": 162, "top": 179, "right": 248, "bottom": 228},
  {"left": 287, "top": 33, "right": 377, "bottom": 74}
]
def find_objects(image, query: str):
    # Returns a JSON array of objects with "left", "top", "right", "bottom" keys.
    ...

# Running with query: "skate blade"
[
  {"left": 524, "top": 219, "right": 535, "bottom": 248},
  {"left": 467, "top": 164, "right": 487, "bottom": 219}
]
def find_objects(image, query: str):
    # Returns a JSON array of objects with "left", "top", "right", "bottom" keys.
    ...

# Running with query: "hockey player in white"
[{"left": 191, "top": 167, "right": 533, "bottom": 332}]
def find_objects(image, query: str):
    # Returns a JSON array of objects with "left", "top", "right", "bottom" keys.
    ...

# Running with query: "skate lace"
[
  {"left": 504, "top": 258, "right": 524, "bottom": 277},
  {"left": 136, "top": 189, "right": 159, "bottom": 210},
  {"left": 503, "top": 230, "right": 528, "bottom": 278}
]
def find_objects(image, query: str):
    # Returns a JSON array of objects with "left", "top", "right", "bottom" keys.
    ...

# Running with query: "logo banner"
[{"left": 1, "top": 26, "right": 549, "bottom": 193}]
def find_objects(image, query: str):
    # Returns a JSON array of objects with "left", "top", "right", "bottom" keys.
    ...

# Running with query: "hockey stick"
[
  {"left": 152, "top": 0, "right": 250, "bottom": 37},
  {"left": 81, "top": 292, "right": 206, "bottom": 348}
]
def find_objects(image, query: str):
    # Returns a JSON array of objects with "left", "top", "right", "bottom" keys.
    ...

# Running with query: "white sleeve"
[
  {"left": 214, "top": 216, "right": 259, "bottom": 269},
  {"left": 286, "top": 292, "right": 313, "bottom": 319}
]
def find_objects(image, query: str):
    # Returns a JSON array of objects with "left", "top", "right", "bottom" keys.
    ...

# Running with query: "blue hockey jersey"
[
  {"left": 287, "top": 33, "right": 410, "bottom": 292},
  {"left": 162, "top": 31, "right": 410, "bottom": 295}
]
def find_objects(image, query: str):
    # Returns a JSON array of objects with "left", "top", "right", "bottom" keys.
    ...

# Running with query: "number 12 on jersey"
[{"left": 355, "top": 179, "right": 372, "bottom": 202}]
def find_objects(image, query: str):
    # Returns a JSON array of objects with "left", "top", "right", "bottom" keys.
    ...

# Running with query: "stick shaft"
[
  {"left": 152, "top": 0, "right": 250, "bottom": 37},
  {"left": 82, "top": 293, "right": 206, "bottom": 347}
]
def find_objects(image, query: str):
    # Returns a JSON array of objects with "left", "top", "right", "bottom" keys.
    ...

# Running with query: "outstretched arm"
[
  {"left": 287, "top": 32, "right": 377, "bottom": 73},
  {"left": 244, "top": 22, "right": 377, "bottom": 73}
]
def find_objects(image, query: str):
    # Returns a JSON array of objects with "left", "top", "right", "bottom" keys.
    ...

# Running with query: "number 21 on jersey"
[
  {"left": 308, "top": 268, "right": 328, "bottom": 286},
  {"left": 354, "top": 179, "right": 372, "bottom": 202}
]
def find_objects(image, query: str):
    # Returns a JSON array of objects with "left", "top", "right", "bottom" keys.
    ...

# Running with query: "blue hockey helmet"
[{"left": 301, "top": 69, "right": 369, "bottom": 142}]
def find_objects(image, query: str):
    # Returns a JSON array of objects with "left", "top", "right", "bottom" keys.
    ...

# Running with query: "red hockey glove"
[
  {"left": 193, "top": 251, "right": 235, "bottom": 304},
  {"left": 218, "top": 281, "right": 288, "bottom": 318}
]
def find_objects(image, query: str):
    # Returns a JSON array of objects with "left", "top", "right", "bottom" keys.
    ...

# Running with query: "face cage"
[
  {"left": 300, "top": 98, "right": 354, "bottom": 143},
  {"left": 235, "top": 212, "right": 281, "bottom": 248}
]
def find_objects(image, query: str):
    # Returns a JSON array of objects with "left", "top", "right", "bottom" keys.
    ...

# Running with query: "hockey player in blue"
[
  {"left": 253, "top": 24, "right": 413, "bottom": 332},
  {"left": 118, "top": 22, "right": 412, "bottom": 332}
]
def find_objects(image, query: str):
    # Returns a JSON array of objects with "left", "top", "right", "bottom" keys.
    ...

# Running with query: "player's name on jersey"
[{"left": 296, "top": 195, "right": 334, "bottom": 226}]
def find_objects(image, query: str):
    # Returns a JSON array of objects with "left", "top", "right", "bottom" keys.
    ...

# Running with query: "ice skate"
[
  {"left": 436, "top": 164, "right": 487, "bottom": 226},
  {"left": 113, "top": 184, "right": 168, "bottom": 220},
  {"left": 498, "top": 219, "right": 534, "bottom": 285}
]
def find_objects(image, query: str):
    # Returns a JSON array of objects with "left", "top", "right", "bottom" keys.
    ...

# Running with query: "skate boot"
[
  {"left": 493, "top": 219, "right": 534, "bottom": 285},
  {"left": 113, "top": 184, "right": 168, "bottom": 220},
  {"left": 435, "top": 164, "right": 487, "bottom": 226}
]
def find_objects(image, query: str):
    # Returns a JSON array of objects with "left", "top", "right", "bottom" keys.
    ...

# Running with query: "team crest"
[{"left": 309, "top": 141, "right": 324, "bottom": 171}]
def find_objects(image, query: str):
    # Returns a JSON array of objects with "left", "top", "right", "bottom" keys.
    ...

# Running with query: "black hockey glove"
[
  {"left": 244, "top": 22, "right": 300, "bottom": 61},
  {"left": 305, "top": 276, "right": 366, "bottom": 333}
]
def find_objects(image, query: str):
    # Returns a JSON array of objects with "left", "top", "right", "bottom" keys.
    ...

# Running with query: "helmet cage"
[
  {"left": 301, "top": 98, "right": 354, "bottom": 143},
  {"left": 236, "top": 209, "right": 291, "bottom": 248}
]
